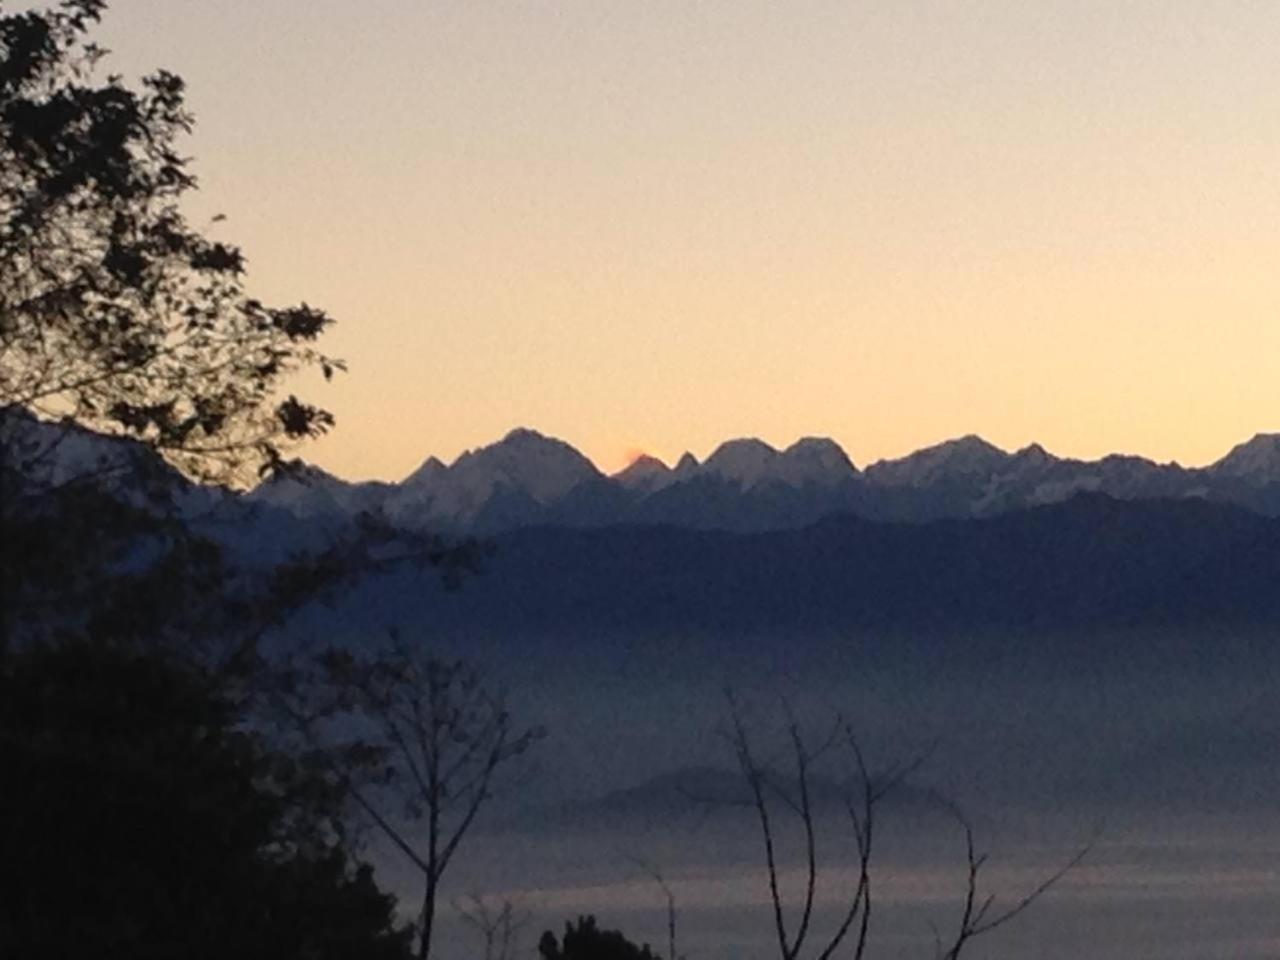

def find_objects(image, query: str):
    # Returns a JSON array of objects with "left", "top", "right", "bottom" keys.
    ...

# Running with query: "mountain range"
[
  {"left": 252, "top": 427, "right": 1280, "bottom": 533},
  {"left": 7, "top": 409, "right": 1280, "bottom": 634}
]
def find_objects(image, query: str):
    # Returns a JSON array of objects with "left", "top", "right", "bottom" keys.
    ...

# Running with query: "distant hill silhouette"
[
  {"left": 510, "top": 765, "right": 944, "bottom": 833},
  {"left": 381, "top": 493, "right": 1280, "bottom": 635}
]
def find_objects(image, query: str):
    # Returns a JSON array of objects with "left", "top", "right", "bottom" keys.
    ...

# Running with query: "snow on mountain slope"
[
  {"left": 402, "top": 455, "right": 446, "bottom": 486},
  {"left": 698, "top": 438, "right": 780, "bottom": 490},
  {"left": 228, "top": 426, "right": 1280, "bottom": 532},
  {"left": 1210, "top": 434, "right": 1280, "bottom": 485},
  {"left": 696, "top": 436, "right": 856, "bottom": 490},
  {"left": 245, "top": 463, "right": 389, "bottom": 519},
  {"left": 775, "top": 437, "right": 857, "bottom": 486},
  {"left": 613, "top": 454, "right": 673, "bottom": 493},
  {"left": 386, "top": 427, "right": 602, "bottom": 528},
  {"left": 864, "top": 435, "right": 1010, "bottom": 487},
  {"left": 1, "top": 407, "right": 223, "bottom": 514},
  {"left": 449, "top": 428, "right": 600, "bottom": 502},
  {"left": 3, "top": 408, "right": 166, "bottom": 488},
  {"left": 673, "top": 452, "right": 700, "bottom": 478}
]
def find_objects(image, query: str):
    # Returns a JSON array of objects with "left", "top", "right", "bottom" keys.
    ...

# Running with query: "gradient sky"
[{"left": 91, "top": 1, "right": 1279, "bottom": 480}]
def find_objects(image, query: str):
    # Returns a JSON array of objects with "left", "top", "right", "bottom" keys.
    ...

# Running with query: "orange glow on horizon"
[{"left": 93, "top": 3, "right": 1280, "bottom": 483}]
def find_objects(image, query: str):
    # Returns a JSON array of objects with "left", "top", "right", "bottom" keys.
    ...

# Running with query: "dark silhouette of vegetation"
[
  {"left": 724, "top": 695, "right": 1091, "bottom": 960},
  {"left": 539, "top": 916, "right": 660, "bottom": 960},
  {"left": 1, "top": 0, "right": 338, "bottom": 487},
  {"left": 0, "top": 0, "right": 475, "bottom": 660},
  {"left": 619, "top": 855, "right": 681, "bottom": 960},
  {"left": 280, "top": 635, "right": 545, "bottom": 960},
  {"left": 0, "top": 0, "right": 349, "bottom": 657},
  {"left": 0, "top": 641, "right": 414, "bottom": 958},
  {"left": 454, "top": 893, "right": 530, "bottom": 960},
  {"left": 0, "top": 7, "right": 433, "bottom": 956}
]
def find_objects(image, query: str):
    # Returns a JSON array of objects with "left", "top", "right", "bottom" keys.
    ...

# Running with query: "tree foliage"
[
  {"left": 1, "top": 0, "right": 339, "bottom": 486},
  {"left": 0, "top": 641, "right": 414, "bottom": 959},
  {"left": 0, "top": 12, "right": 426, "bottom": 955},
  {"left": 538, "top": 916, "right": 660, "bottom": 960},
  {"left": 281, "top": 635, "right": 546, "bottom": 960}
]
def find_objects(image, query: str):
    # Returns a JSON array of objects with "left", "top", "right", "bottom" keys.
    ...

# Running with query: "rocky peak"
[
  {"left": 866, "top": 435, "right": 1009, "bottom": 486},
  {"left": 1210, "top": 433, "right": 1280, "bottom": 484},
  {"left": 614, "top": 454, "right": 673, "bottom": 492},
  {"left": 701, "top": 438, "right": 779, "bottom": 489}
]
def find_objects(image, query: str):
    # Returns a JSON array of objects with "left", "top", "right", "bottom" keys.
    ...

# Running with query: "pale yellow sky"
[{"left": 93, "top": 1, "right": 1278, "bottom": 479}]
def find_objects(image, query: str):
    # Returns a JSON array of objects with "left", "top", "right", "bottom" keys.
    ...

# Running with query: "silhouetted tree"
[
  {"left": 454, "top": 893, "right": 530, "bottom": 960},
  {"left": 724, "top": 694, "right": 1091, "bottom": 960},
  {"left": 0, "top": 12, "right": 476, "bottom": 957},
  {"left": 538, "top": 916, "right": 660, "bottom": 960},
  {"left": 0, "top": 1, "right": 484, "bottom": 660},
  {"left": 0, "top": 0, "right": 342, "bottom": 659},
  {"left": 1, "top": 0, "right": 339, "bottom": 487},
  {"left": 281, "top": 635, "right": 546, "bottom": 960},
  {"left": 622, "top": 856, "right": 681, "bottom": 960},
  {"left": 0, "top": 641, "right": 414, "bottom": 959}
]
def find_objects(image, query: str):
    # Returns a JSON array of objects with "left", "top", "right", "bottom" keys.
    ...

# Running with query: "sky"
[{"left": 89, "top": 1, "right": 1280, "bottom": 480}]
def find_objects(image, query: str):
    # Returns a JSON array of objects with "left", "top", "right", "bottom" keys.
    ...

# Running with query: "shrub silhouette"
[
  {"left": 538, "top": 916, "right": 659, "bottom": 960},
  {"left": 0, "top": 642, "right": 413, "bottom": 959}
]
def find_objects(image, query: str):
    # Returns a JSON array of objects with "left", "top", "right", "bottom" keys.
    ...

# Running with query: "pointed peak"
[
  {"left": 1013, "top": 442, "right": 1054, "bottom": 463},
  {"left": 674, "top": 452, "right": 699, "bottom": 473},
  {"left": 403, "top": 455, "right": 446, "bottom": 486}
]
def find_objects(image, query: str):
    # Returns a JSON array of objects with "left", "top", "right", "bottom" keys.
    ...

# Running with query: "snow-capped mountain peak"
[
  {"left": 777, "top": 437, "right": 857, "bottom": 486},
  {"left": 700, "top": 438, "right": 780, "bottom": 490},
  {"left": 449, "top": 427, "right": 601, "bottom": 504},
  {"left": 1013, "top": 442, "right": 1053, "bottom": 464},
  {"left": 385, "top": 427, "right": 603, "bottom": 530},
  {"left": 694, "top": 436, "right": 857, "bottom": 490},
  {"left": 10, "top": 417, "right": 1280, "bottom": 535},
  {"left": 402, "top": 455, "right": 446, "bottom": 487},
  {"left": 1210, "top": 433, "right": 1280, "bottom": 484},
  {"left": 866, "top": 435, "right": 1009, "bottom": 487},
  {"left": 246, "top": 460, "right": 390, "bottom": 519},
  {"left": 673, "top": 452, "right": 700, "bottom": 476},
  {"left": 614, "top": 454, "right": 673, "bottom": 492}
]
